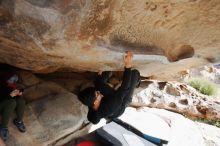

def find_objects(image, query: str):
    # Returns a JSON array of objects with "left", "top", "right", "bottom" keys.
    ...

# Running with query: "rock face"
[
  {"left": 36, "top": 71, "right": 96, "bottom": 94},
  {"left": 5, "top": 92, "right": 88, "bottom": 146},
  {"left": 132, "top": 80, "right": 220, "bottom": 121},
  {"left": 18, "top": 71, "right": 67, "bottom": 102},
  {"left": 0, "top": 0, "right": 219, "bottom": 76},
  {"left": 190, "top": 64, "right": 220, "bottom": 84}
]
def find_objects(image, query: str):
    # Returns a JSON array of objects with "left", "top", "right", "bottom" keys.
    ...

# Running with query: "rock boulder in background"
[{"left": 132, "top": 80, "right": 220, "bottom": 121}]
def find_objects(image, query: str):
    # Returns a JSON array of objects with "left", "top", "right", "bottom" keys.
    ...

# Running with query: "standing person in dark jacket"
[
  {"left": 78, "top": 51, "right": 140, "bottom": 124},
  {"left": 0, "top": 73, "right": 26, "bottom": 141}
]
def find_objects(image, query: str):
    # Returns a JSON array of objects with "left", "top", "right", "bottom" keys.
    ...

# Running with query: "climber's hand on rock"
[
  {"left": 98, "top": 71, "right": 102, "bottom": 75},
  {"left": 124, "top": 51, "right": 133, "bottom": 68}
]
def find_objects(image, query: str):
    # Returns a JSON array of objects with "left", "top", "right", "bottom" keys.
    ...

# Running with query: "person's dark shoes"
[
  {"left": 0, "top": 127, "right": 9, "bottom": 141},
  {"left": 13, "top": 119, "right": 26, "bottom": 133}
]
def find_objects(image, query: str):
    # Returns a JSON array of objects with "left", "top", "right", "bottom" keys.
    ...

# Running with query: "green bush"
[{"left": 188, "top": 78, "right": 217, "bottom": 96}]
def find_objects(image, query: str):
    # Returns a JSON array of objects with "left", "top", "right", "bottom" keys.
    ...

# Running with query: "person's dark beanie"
[{"left": 78, "top": 87, "right": 96, "bottom": 107}]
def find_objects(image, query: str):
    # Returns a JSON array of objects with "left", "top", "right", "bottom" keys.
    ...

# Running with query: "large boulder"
[
  {"left": 5, "top": 92, "right": 88, "bottom": 146},
  {"left": 0, "top": 0, "right": 219, "bottom": 77},
  {"left": 132, "top": 80, "right": 220, "bottom": 121}
]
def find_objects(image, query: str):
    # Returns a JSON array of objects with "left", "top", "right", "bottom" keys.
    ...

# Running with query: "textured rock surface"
[
  {"left": 5, "top": 92, "right": 88, "bottom": 146},
  {"left": 22, "top": 81, "right": 67, "bottom": 101},
  {"left": 132, "top": 80, "right": 220, "bottom": 120},
  {"left": 0, "top": 0, "right": 219, "bottom": 76},
  {"left": 17, "top": 71, "right": 67, "bottom": 102},
  {"left": 19, "top": 71, "right": 41, "bottom": 86},
  {"left": 189, "top": 63, "right": 220, "bottom": 84},
  {"left": 36, "top": 72, "right": 96, "bottom": 94}
]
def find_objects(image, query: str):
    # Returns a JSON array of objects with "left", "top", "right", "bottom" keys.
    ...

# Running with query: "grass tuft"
[{"left": 188, "top": 78, "right": 217, "bottom": 96}]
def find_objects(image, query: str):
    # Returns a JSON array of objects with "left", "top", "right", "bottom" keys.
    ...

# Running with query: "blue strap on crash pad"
[{"left": 112, "top": 119, "right": 168, "bottom": 146}]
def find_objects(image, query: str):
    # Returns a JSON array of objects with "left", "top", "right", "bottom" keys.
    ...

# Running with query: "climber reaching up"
[{"left": 78, "top": 51, "right": 140, "bottom": 124}]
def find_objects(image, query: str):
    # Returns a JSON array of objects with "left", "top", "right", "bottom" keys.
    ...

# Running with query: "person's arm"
[
  {"left": 119, "top": 68, "right": 132, "bottom": 90},
  {"left": 119, "top": 51, "right": 133, "bottom": 90},
  {"left": 95, "top": 71, "right": 114, "bottom": 96},
  {"left": 95, "top": 71, "right": 112, "bottom": 85}
]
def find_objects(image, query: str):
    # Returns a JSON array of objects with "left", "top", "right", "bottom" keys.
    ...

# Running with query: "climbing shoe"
[
  {"left": 13, "top": 119, "right": 26, "bottom": 133},
  {"left": 0, "top": 127, "right": 9, "bottom": 141}
]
